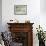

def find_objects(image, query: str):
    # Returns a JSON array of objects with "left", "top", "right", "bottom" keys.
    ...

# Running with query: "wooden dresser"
[{"left": 7, "top": 23, "right": 34, "bottom": 46}]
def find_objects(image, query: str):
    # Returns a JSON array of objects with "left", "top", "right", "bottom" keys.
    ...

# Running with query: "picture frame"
[{"left": 14, "top": 5, "right": 27, "bottom": 15}]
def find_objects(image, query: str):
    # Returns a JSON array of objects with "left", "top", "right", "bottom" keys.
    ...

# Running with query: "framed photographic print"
[{"left": 14, "top": 5, "right": 27, "bottom": 15}]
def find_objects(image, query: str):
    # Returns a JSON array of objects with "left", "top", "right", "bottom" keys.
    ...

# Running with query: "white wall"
[
  {"left": 2, "top": 0, "right": 46, "bottom": 46},
  {"left": 40, "top": 0, "right": 46, "bottom": 13},
  {"left": 2, "top": 0, "right": 40, "bottom": 31},
  {"left": 40, "top": 0, "right": 46, "bottom": 31},
  {"left": 0, "top": 0, "right": 2, "bottom": 32}
]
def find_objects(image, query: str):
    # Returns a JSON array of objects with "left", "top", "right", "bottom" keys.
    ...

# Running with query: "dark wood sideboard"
[{"left": 7, "top": 23, "right": 34, "bottom": 46}]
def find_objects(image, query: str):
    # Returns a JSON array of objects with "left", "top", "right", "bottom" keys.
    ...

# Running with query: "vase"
[{"left": 39, "top": 40, "right": 45, "bottom": 46}]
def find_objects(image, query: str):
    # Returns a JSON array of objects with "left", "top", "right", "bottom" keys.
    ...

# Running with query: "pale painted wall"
[
  {"left": 40, "top": 0, "right": 46, "bottom": 13},
  {"left": 2, "top": 0, "right": 46, "bottom": 46},
  {"left": 40, "top": 0, "right": 46, "bottom": 31},
  {"left": 0, "top": 0, "right": 2, "bottom": 32},
  {"left": 2, "top": 0, "right": 40, "bottom": 31}
]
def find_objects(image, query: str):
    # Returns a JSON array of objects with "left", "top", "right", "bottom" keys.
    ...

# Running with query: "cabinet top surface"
[{"left": 7, "top": 23, "right": 34, "bottom": 25}]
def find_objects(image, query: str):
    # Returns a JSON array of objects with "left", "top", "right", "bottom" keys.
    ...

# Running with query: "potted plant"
[{"left": 36, "top": 25, "right": 45, "bottom": 46}]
